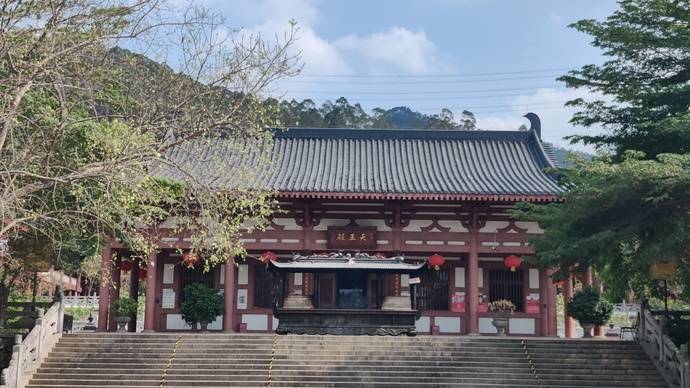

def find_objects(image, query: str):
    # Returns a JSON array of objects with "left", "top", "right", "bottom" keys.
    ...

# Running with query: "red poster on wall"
[
  {"left": 451, "top": 292, "right": 465, "bottom": 312},
  {"left": 526, "top": 293, "right": 540, "bottom": 314}
]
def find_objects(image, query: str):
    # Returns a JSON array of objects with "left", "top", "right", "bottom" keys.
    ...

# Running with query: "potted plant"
[
  {"left": 567, "top": 287, "right": 613, "bottom": 338},
  {"left": 180, "top": 283, "right": 224, "bottom": 331},
  {"left": 111, "top": 297, "right": 138, "bottom": 332},
  {"left": 488, "top": 299, "right": 515, "bottom": 336}
]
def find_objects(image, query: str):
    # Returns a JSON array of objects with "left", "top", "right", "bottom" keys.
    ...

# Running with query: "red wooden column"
[
  {"left": 128, "top": 265, "right": 140, "bottom": 332},
  {"left": 546, "top": 269, "right": 558, "bottom": 336},
  {"left": 563, "top": 274, "right": 575, "bottom": 338},
  {"left": 223, "top": 259, "right": 237, "bottom": 332},
  {"left": 539, "top": 270, "right": 549, "bottom": 336},
  {"left": 143, "top": 250, "right": 158, "bottom": 332},
  {"left": 107, "top": 256, "right": 121, "bottom": 332},
  {"left": 467, "top": 224, "right": 480, "bottom": 335},
  {"left": 97, "top": 241, "right": 113, "bottom": 332}
]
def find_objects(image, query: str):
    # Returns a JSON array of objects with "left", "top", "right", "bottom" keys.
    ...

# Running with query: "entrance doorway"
[{"left": 337, "top": 271, "right": 368, "bottom": 309}]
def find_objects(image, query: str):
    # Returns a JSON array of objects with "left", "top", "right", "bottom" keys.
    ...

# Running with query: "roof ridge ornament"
[{"left": 523, "top": 112, "right": 541, "bottom": 139}]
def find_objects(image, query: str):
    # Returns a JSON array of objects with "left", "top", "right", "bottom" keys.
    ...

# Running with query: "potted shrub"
[
  {"left": 488, "top": 299, "right": 515, "bottom": 336},
  {"left": 111, "top": 297, "right": 138, "bottom": 332},
  {"left": 180, "top": 283, "right": 224, "bottom": 331},
  {"left": 567, "top": 287, "right": 613, "bottom": 338}
]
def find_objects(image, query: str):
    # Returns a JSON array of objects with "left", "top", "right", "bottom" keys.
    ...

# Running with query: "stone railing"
[
  {"left": 63, "top": 295, "right": 98, "bottom": 308},
  {"left": 0, "top": 296, "right": 64, "bottom": 388},
  {"left": 639, "top": 306, "right": 689, "bottom": 388}
]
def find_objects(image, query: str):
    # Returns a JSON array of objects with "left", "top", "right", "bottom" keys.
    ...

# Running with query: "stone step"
[
  {"left": 34, "top": 365, "right": 539, "bottom": 374},
  {"left": 27, "top": 383, "right": 538, "bottom": 388},
  {"left": 33, "top": 367, "right": 662, "bottom": 379},
  {"left": 26, "top": 376, "right": 541, "bottom": 385},
  {"left": 32, "top": 369, "right": 539, "bottom": 380},
  {"left": 41, "top": 359, "right": 533, "bottom": 369},
  {"left": 46, "top": 350, "right": 532, "bottom": 359}
]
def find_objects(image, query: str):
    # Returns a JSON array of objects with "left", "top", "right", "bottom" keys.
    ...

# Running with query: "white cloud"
[
  {"left": 335, "top": 27, "right": 453, "bottom": 74},
  {"left": 229, "top": 0, "right": 350, "bottom": 75},
  {"left": 475, "top": 88, "right": 606, "bottom": 153},
  {"left": 220, "top": 0, "right": 450, "bottom": 76}
]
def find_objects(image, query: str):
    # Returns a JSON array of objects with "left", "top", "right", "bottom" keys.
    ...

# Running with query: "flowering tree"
[{"left": 0, "top": 0, "right": 300, "bottom": 304}]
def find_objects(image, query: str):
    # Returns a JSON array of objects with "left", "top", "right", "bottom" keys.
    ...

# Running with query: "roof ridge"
[{"left": 272, "top": 127, "right": 532, "bottom": 141}]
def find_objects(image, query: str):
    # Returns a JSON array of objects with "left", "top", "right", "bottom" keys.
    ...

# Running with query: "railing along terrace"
[
  {"left": 63, "top": 295, "right": 98, "bottom": 307},
  {"left": 0, "top": 292, "right": 65, "bottom": 388},
  {"left": 639, "top": 304, "right": 690, "bottom": 388}
]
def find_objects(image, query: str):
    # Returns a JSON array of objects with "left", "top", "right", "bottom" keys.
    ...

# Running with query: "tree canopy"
[
  {"left": 517, "top": 0, "right": 690, "bottom": 301},
  {"left": 266, "top": 97, "right": 477, "bottom": 130},
  {"left": 0, "top": 0, "right": 298, "bottom": 303},
  {"left": 560, "top": 0, "right": 690, "bottom": 157}
]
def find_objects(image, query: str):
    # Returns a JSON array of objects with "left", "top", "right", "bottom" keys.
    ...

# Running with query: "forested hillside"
[{"left": 113, "top": 47, "right": 585, "bottom": 165}]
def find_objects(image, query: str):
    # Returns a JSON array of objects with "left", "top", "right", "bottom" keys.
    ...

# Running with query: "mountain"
[{"left": 109, "top": 47, "right": 588, "bottom": 166}]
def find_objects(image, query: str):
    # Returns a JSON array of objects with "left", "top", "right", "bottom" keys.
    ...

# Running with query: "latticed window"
[
  {"left": 416, "top": 269, "right": 449, "bottom": 310},
  {"left": 253, "top": 266, "right": 273, "bottom": 308},
  {"left": 488, "top": 269, "right": 524, "bottom": 311}
]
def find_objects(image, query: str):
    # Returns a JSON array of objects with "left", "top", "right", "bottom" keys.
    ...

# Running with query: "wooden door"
[{"left": 318, "top": 273, "right": 336, "bottom": 309}]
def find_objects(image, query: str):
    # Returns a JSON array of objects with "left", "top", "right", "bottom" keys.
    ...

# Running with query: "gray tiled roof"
[{"left": 156, "top": 128, "right": 563, "bottom": 200}]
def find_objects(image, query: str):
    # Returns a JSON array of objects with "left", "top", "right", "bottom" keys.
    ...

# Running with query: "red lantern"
[
  {"left": 428, "top": 254, "right": 445, "bottom": 271},
  {"left": 555, "top": 279, "right": 565, "bottom": 289},
  {"left": 260, "top": 251, "right": 278, "bottom": 264},
  {"left": 504, "top": 255, "right": 522, "bottom": 272},
  {"left": 182, "top": 253, "right": 199, "bottom": 269},
  {"left": 138, "top": 268, "right": 147, "bottom": 280},
  {"left": 119, "top": 260, "right": 133, "bottom": 272}
]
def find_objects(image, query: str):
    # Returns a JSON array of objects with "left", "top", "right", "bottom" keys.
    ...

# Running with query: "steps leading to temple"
[{"left": 24, "top": 333, "right": 668, "bottom": 388}]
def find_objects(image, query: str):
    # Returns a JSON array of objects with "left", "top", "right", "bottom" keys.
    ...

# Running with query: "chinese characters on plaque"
[{"left": 327, "top": 227, "right": 377, "bottom": 249}]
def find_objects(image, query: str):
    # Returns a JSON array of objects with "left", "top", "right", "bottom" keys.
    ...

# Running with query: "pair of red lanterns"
[
  {"left": 427, "top": 253, "right": 522, "bottom": 271},
  {"left": 118, "top": 260, "right": 147, "bottom": 280}
]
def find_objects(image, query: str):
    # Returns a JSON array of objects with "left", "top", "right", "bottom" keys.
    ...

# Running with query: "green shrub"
[
  {"left": 180, "top": 283, "right": 224, "bottom": 328},
  {"left": 66, "top": 306, "right": 93, "bottom": 320},
  {"left": 112, "top": 297, "right": 138, "bottom": 317},
  {"left": 567, "top": 287, "right": 613, "bottom": 325}
]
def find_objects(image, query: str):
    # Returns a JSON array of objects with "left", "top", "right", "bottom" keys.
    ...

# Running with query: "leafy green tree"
[
  {"left": 514, "top": 153, "right": 690, "bottom": 300},
  {"left": 426, "top": 108, "right": 456, "bottom": 129},
  {"left": 516, "top": 0, "right": 690, "bottom": 301},
  {"left": 559, "top": 0, "right": 690, "bottom": 157},
  {"left": 0, "top": 0, "right": 299, "bottom": 304},
  {"left": 457, "top": 110, "right": 477, "bottom": 130}
]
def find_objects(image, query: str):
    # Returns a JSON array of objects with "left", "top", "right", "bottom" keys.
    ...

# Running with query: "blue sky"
[{"left": 196, "top": 0, "right": 620, "bottom": 151}]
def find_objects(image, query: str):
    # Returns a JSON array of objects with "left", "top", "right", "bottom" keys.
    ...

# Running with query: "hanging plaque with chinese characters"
[{"left": 327, "top": 226, "right": 377, "bottom": 249}]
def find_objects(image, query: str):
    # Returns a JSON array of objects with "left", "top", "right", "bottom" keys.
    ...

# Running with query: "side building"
[{"left": 98, "top": 126, "right": 563, "bottom": 336}]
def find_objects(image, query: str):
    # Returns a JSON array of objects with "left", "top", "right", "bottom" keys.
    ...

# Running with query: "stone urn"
[
  {"left": 492, "top": 317, "right": 509, "bottom": 336},
  {"left": 115, "top": 316, "right": 130, "bottom": 332},
  {"left": 199, "top": 322, "right": 209, "bottom": 332},
  {"left": 580, "top": 322, "right": 596, "bottom": 338}
]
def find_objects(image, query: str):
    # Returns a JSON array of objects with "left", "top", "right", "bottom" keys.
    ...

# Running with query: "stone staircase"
[{"left": 24, "top": 333, "right": 668, "bottom": 388}]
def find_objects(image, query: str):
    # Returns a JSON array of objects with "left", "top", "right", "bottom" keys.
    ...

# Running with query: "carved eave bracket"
[
  {"left": 461, "top": 211, "right": 487, "bottom": 230},
  {"left": 294, "top": 201, "right": 322, "bottom": 228},
  {"left": 383, "top": 201, "right": 413, "bottom": 228},
  {"left": 496, "top": 219, "right": 528, "bottom": 234},
  {"left": 419, "top": 219, "right": 451, "bottom": 233}
]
